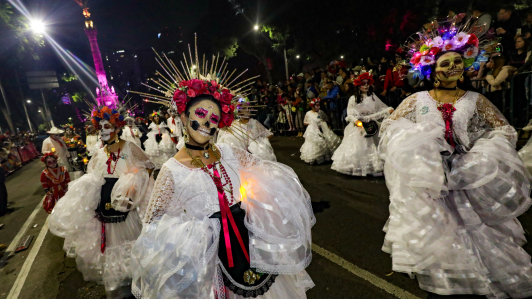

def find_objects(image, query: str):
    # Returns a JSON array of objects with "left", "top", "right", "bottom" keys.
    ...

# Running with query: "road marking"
[
  {"left": 312, "top": 243, "right": 422, "bottom": 299},
  {"left": 3, "top": 200, "right": 43, "bottom": 255},
  {"left": 7, "top": 216, "right": 49, "bottom": 299}
]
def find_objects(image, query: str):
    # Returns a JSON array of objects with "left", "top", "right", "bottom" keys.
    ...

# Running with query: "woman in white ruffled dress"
[
  {"left": 143, "top": 113, "right": 176, "bottom": 169},
  {"left": 331, "top": 73, "right": 393, "bottom": 176},
  {"left": 218, "top": 103, "right": 276, "bottom": 161},
  {"left": 121, "top": 116, "right": 143, "bottom": 148},
  {"left": 379, "top": 43, "right": 532, "bottom": 298},
  {"left": 49, "top": 107, "right": 155, "bottom": 299},
  {"left": 131, "top": 77, "right": 315, "bottom": 299},
  {"left": 300, "top": 98, "right": 340, "bottom": 164}
]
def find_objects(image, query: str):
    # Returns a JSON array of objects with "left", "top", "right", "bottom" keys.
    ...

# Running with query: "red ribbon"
[
  {"left": 101, "top": 222, "right": 106, "bottom": 253},
  {"left": 437, "top": 103, "right": 456, "bottom": 147},
  {"left": 130, "top": 128, "right": 134, "bottom": 137},
  {"left": 209, "top": 165, "right": 249, "bottom": 268},
  {"left": 106, "top": 148, "right": 121, "bottom": 174},
  {"left": 172, "top": 119, "right": 176, "bottom": 125}
]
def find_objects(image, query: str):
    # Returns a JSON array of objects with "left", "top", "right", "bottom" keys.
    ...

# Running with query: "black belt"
[{"left": 94, "top": 178, "right": 129, "bottom": 223}]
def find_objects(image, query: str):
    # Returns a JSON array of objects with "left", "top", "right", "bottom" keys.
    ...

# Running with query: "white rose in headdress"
[
  {"left": 442, "top": 40, "right": 455, "bottom": 52},
  {"left": 420, "top": 56, "right": 435, "bottom": 66},
  {"left": 452, "top": 32, "right": 469, "bottom": 48}
]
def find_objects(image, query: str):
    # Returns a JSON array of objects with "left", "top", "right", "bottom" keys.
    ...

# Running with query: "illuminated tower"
[{"left": 75, "top": 1, "right": 118, "bottom": 107}]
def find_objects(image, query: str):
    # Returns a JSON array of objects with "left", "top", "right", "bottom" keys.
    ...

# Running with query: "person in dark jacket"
[{"left": 494, "top": 5, "right": 521, "bottom": 57}]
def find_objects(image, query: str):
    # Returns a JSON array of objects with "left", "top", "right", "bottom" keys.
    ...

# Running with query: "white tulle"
[
  {"left": 300, "top": 111, "right": 339, "bottom": 164},
  {"left": 121, "top": 126, "right": 143, "bottom": 149},
  {"left": 48, "top": 141, "right": 154, "bottom": 299},
  {"left": 379, "top": 91, "right": 532, "bottom": 298},
  {"left": 132, "top": 144, "right": 315, "bottom": 298},
  {"left": 518, "top": 137, "right": 532, "bottom": 175},
  {"left": 217, "top": 119, "right": 277, "bottom": 161},
  {"left": 86, "top": 134, "right": 99, "bottom": 156},
  {"left": 143, "top": 122, "right": 176, "bottom": 169},
  {"left": 332, "top": 94, "right": 390, "bottom": 176}
]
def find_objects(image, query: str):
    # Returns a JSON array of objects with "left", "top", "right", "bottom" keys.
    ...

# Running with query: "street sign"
[{"left": 26, "top": 71, "right": 59, "bottom": 90}]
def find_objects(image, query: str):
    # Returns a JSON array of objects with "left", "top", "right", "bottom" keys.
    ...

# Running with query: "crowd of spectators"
[{"left": 248, "top": 4, "right": 532, "bottom": 133}]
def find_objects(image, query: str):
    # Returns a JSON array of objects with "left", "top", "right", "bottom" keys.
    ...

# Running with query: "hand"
[
  {"left": 496, "top": 28, "right": 506, "bottom": 35},
  {"left": 390, "top": 87, "right": 397, "bottom": 92}
]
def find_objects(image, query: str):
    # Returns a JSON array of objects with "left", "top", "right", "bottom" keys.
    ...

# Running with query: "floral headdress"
[
  {"left": 353, "top": 72, "right": 374, "bottom": 86},
  {"left": 91, "top": 106, "right": 126, "bottom": 129},
  {"left": 41, "top": 152, "right": 58, "bottom": 163},
  {"left": 129, "top": 34, "right": 260, "bottom": 129},
  {"left": 405, "top": 13, "right": 497, "bottom": 79},
  {"left": 309, "top": 98, "right": 321, "bottom": 107}
]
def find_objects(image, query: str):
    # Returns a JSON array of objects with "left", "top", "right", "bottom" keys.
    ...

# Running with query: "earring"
[
  {"left": 183, "top": 127, "right": 190, "bottom": 143},
  {"left": 459, "top": 75, "right": 464, "bottom": 83},
  {"left": 433, "top": 78, "right": 440, "bottom": 89}
]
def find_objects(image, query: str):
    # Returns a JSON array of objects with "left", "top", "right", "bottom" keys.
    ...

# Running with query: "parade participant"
[
  {"left": 378, "top": 15, "right": 532, "bottom": 298},
  {"left": 331, "top": 72, "right": 393, "bottom": 176},
  {"left": 63, "top": 125, "right": 85, "bottom": 180},
  {"left": 166, "top": 107, "right": 182, "bottom": 144},
  {"left": 218, "top": 97, "right": 276, "bottom": 161},
  {"left": 42, "top": 127, "right": 70, "bottom": 171},
  {"left": 120, "top": 116, "right": 143, "bottom": 148},
  {"left": 85, "top": 123, "right": 100, "bottom": 156},
  {"left": 143, "top": 111, "right": 176, "bottom": 170},
  {"left": 300, "top": 98, "right": 340, "bottom": 164},
  {"left": 40, "top": 153, "right": 70, "bottom": 214},
  {"left": 130, "top": 44, "right": 314, "bottom": 299},
  {"left": 49, "top": 106, "right": 155, "bottom": 299}
]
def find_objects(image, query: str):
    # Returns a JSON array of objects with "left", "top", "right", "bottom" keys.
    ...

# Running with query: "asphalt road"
[{"left": 1, "top": 137, "right": 532, "bottom": 299}]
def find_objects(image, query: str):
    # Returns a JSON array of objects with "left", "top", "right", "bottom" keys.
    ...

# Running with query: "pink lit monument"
[{"left": 75, "top": 0, "right": 118, "bottom": 108}]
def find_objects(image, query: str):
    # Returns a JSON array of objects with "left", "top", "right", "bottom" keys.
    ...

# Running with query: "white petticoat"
[
  {"left": 49, "top": 173, "right": 144, "bottom": 299},
  {"left": 248, "top": 138, "right": 276, "bottom": 161},
  {"left": 144, "top": 133, "right": 176, "bottom": 169},
  {"left": 131, "top": 161, "right": 315, "bottom": 299},
  {"left": 379, "top": 118, "right": 532, "bottom": 299},
  {"left": 518, "top": 137, "right": 532, "bottom": 175},
  {"left": 300, "top": 123, "right": 339, "bottom": 164},
  {"left": 331, "top": 122, "right": 383, "bottom": 176}
]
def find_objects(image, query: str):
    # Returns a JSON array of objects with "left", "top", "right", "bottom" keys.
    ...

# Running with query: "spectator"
[
  {"left": 508, "top": 36, "right": 530, "bottom": 68},
  {"left": 494, "top": 5, "right": 521, "bottom": 56},
  {"left": 336, "top": 68, "right": 348, "bottom": 85},
  {"left": 323, "top": 81, "right": 340, "bottom": 129},
  {"left": 381, "top": 54, "right": 408, "bottom": 108},
  {"left": 484, "top": 56, "right": 510, "bottom": 111},
  {"left": 524, "top": 11, "right": 532, "bottom": 37},
  {"left": 305, "top": 80, "right": 318, "bottom": 99},
  {"left": 290, "top": 89, "right": 305, "bottom": 137},
  {"left": 472, "top": 2, "right": 492, "bottom": 36}
]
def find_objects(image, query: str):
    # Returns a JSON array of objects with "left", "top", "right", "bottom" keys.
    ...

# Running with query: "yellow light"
[
  {"left": 51, "top": 147, "right": 55, "bottom": 152},
  {"left": 83, "top": 158, "right": 89, "bottom": 164},
  {"left": 356, "top": 121, "right": 363, "bottom": 127},
  {"left": 240, "top": 185, "right": 246, "bottom": 200}
]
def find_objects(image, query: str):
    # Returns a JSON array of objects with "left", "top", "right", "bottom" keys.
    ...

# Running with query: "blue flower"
[
  {"left": 103, "top": 113, "right": 111, "bottom": 120},
  {"left": 118, "top": 115, "right": 124, "bottom": 121}
]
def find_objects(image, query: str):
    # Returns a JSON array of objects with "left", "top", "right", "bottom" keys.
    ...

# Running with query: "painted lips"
[{"left": 197, "top": 128, "right": 211, "bottom": 137}]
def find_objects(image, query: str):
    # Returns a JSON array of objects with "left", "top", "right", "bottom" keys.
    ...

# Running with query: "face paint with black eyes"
[
  {"left": 183, "top": 99, "right": 222, "bottom": 145},
  {"left": 435, "top": 52, "right": 464, "bottom": 83}
]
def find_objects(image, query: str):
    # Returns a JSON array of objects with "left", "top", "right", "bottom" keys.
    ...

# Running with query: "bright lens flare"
[
  {"left": 356, "top": 121, "right": 363, "bottom": 127},
  {"left": 31, "top": 20, "right": 45, "bottom": 34}
]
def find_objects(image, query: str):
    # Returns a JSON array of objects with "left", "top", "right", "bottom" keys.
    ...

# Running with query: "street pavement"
[{"left": 1, "top": 136, "right": 532, "bottom": 299}]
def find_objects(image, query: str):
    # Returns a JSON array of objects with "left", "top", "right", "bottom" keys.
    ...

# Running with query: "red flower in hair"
[
  {"left": 429, "top": 46, "right": 441, "bottom": 56},
  {"left": 220, "top": 89, "right": 233, "bottom": 105},
  {"left": 189, "top": 79, "right": 206, "bottom": 94},
  {"left": 208, "top": 85, "right": 217, "bottom": 94},
  {"left": 210, "top": 80, "right": 218, "bottom": 87},
  {"left": 410, "top": 53, "right": 422, "bottom": 65},
  {"left": 187, "top": 89, "right": 196, "bottom": 98},
  {"left": 173, "top": 90, "right": 187, "bottom": 113},
  {"left": 179, "top": 81, "right": 189, "bottom": 88},
  {"left": 219, "top": 105, "right": 235, "bottom": 128},
  {"left": 213, "top": 91, "right": 221, "bottom": 100},
  {"left": 466, "top": 34, "right": 479, "bottom": 47}
]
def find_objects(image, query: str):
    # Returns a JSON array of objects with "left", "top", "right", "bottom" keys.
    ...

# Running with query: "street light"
[
  {"left": 296, "top": 55, "right": 300, "bottom": 59},
  {"left": 30, "top": 20, "right": 45, "bottom": 34},
  {"left": 340, "top": 55, "right": 344, "bottom": 59},
  {"left": 253, "top": 25, "right": 259, "bottom": 31},
  {"left": 26, "top": 99, "right": 31, "bottom": 103},
  {"left": 38, "top": 110, "right": 41, "bottom": 112}
]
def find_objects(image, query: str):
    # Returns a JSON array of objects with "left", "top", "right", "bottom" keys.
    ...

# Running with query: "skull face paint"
[
  {"left": 65, "top": 128, "right": 73, "bottom": 136},
  {"left": 99, "top": 120, "right": 117, "bottom": 142},
  {"left": 153, "top": 114, "right": 161, "bottom": 124},
  {"left": 45, "top": 156, "right": 58, "bottom": 169},
  {"left": 359, "top": 80, "right": 370, "bottom": 93},
  {"left": 312, "top": 102, "right": 321, "bottom": 112},
  {"left": 183, "top": 99, "right": 221, "bottom": 145},
  {"left": 126, "top": 118, "right": 134, "bottom": 127},
  {"left": 435, "top": 52, "right": 464, "bottom": 83}
]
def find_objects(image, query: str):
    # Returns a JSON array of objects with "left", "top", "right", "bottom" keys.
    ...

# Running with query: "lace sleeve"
[
  {"left": 143, "top": 165, "right": 175, "bottom": 223},
  {"left": 222, "top": 144, "right": 261, "bottom": 168},
  {"left": 475, "top": 94, "right": 517, "bottom": 145},
  {"left": 252, "top": 119, "right": 272, "bottom": 138},
  {"left": 303, "top": 111, "right": 310, "bottom": 125},
  {"left": 347, "top": 96, "right": 359, "bottom": 117},
  {"left": 380, "top": 93, "right": 418, "bottom": 135},
  {"left": 129, "top": 142, "right": 155, "bottom": 169}
]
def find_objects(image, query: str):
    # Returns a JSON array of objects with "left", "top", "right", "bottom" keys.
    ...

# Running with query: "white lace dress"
[
  {"left": 332, "top": 94, "right": 391, "bottom": 176},
  {"left": 121, "top": 126, "right": 143, "bottom": 149},
  {"left": 86, "top": 134, "right": 100, "bottom": 156},
  {"left": 48, "top": 142, "right": 155, "bottom": 299},
  {"left": 379, "top": 90, "right": 532, "bottom": 298},
  {"left": 218, "top": 119, "right": 276, "bottom": 161},
  {"left": 167, "top": 116, "right": 183, "bottom": 140},
  {"left": 143, "top": 122, "right": 176, "bottom": 169},
  {"left": 131, "top": 143, "right": 315, "bottom": 299},
  {"left": 300, "top": 111, "right": 340, "bottom": 164}
]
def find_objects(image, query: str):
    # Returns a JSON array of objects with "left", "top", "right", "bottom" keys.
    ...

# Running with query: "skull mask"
[
  {"left": 435, "top": 52, "right": 464, "bottom": 83},
  {"left": 126, "top": 118, "right": 135, "bottom": 127},
  {"left": 45, "top": 156, "right": 58, "bottom": 169},
  {"left": 65, "top": 127, "right": 73, "bottom": 136},
  {"left": 182, "top": 98, "right": 221, "bottom": 145},
  {"left": 99, "top": 120, "right": 117, "bottom": 142}
]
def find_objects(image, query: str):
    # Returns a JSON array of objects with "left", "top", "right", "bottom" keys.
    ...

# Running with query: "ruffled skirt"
[
  {"left": 300, "top": 125, "right": 331, "bottom": 164},
  {"left": 249, "top": 138, "right": 276, "bottom": 162},
  {"left": 49, "top": 173, "right": 143, "bottom": 299},
  {"left": 380, "top": 119, "right": 532, "bottom": 299},
  {"left": 331, "top": 122, "right": 383, "bottom": 176},
  {"left": 518, "top": 136, "right": 532, "bottom": 175},
  {"left": 144, "top": 134, "right": 176, "bottom": 169}
]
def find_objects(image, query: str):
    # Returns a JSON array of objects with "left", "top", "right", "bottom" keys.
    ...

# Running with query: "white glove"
[{"left": 345, "top": 115, "right": 357, "bottom": 123}]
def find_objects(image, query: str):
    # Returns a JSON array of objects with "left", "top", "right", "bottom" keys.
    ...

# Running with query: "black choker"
[
  {"left": 437, "top": 86, "right": 458, "bottom": 91},
  {"left": 185, "top": 143, "right": 210, "bottom": 158},
  {"left": 104, "top": 138, "right": 120, "bottom": 146}
]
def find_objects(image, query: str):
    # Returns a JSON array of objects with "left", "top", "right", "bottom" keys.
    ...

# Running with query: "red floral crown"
[
  {"left": 129, "top": 35, "right": 260, "bottom": 130},
  {"left": 91, "top": 106, "right": 126, "bottom": 130},
  {"left": 41, "top": 152, "right": 58, "bottom": 163},
  {"left": 309, "top": 98, "right": 321, "bottom": 107},
  {"left": 354, "top": 72, "right": 374, "bottom": 86}
]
